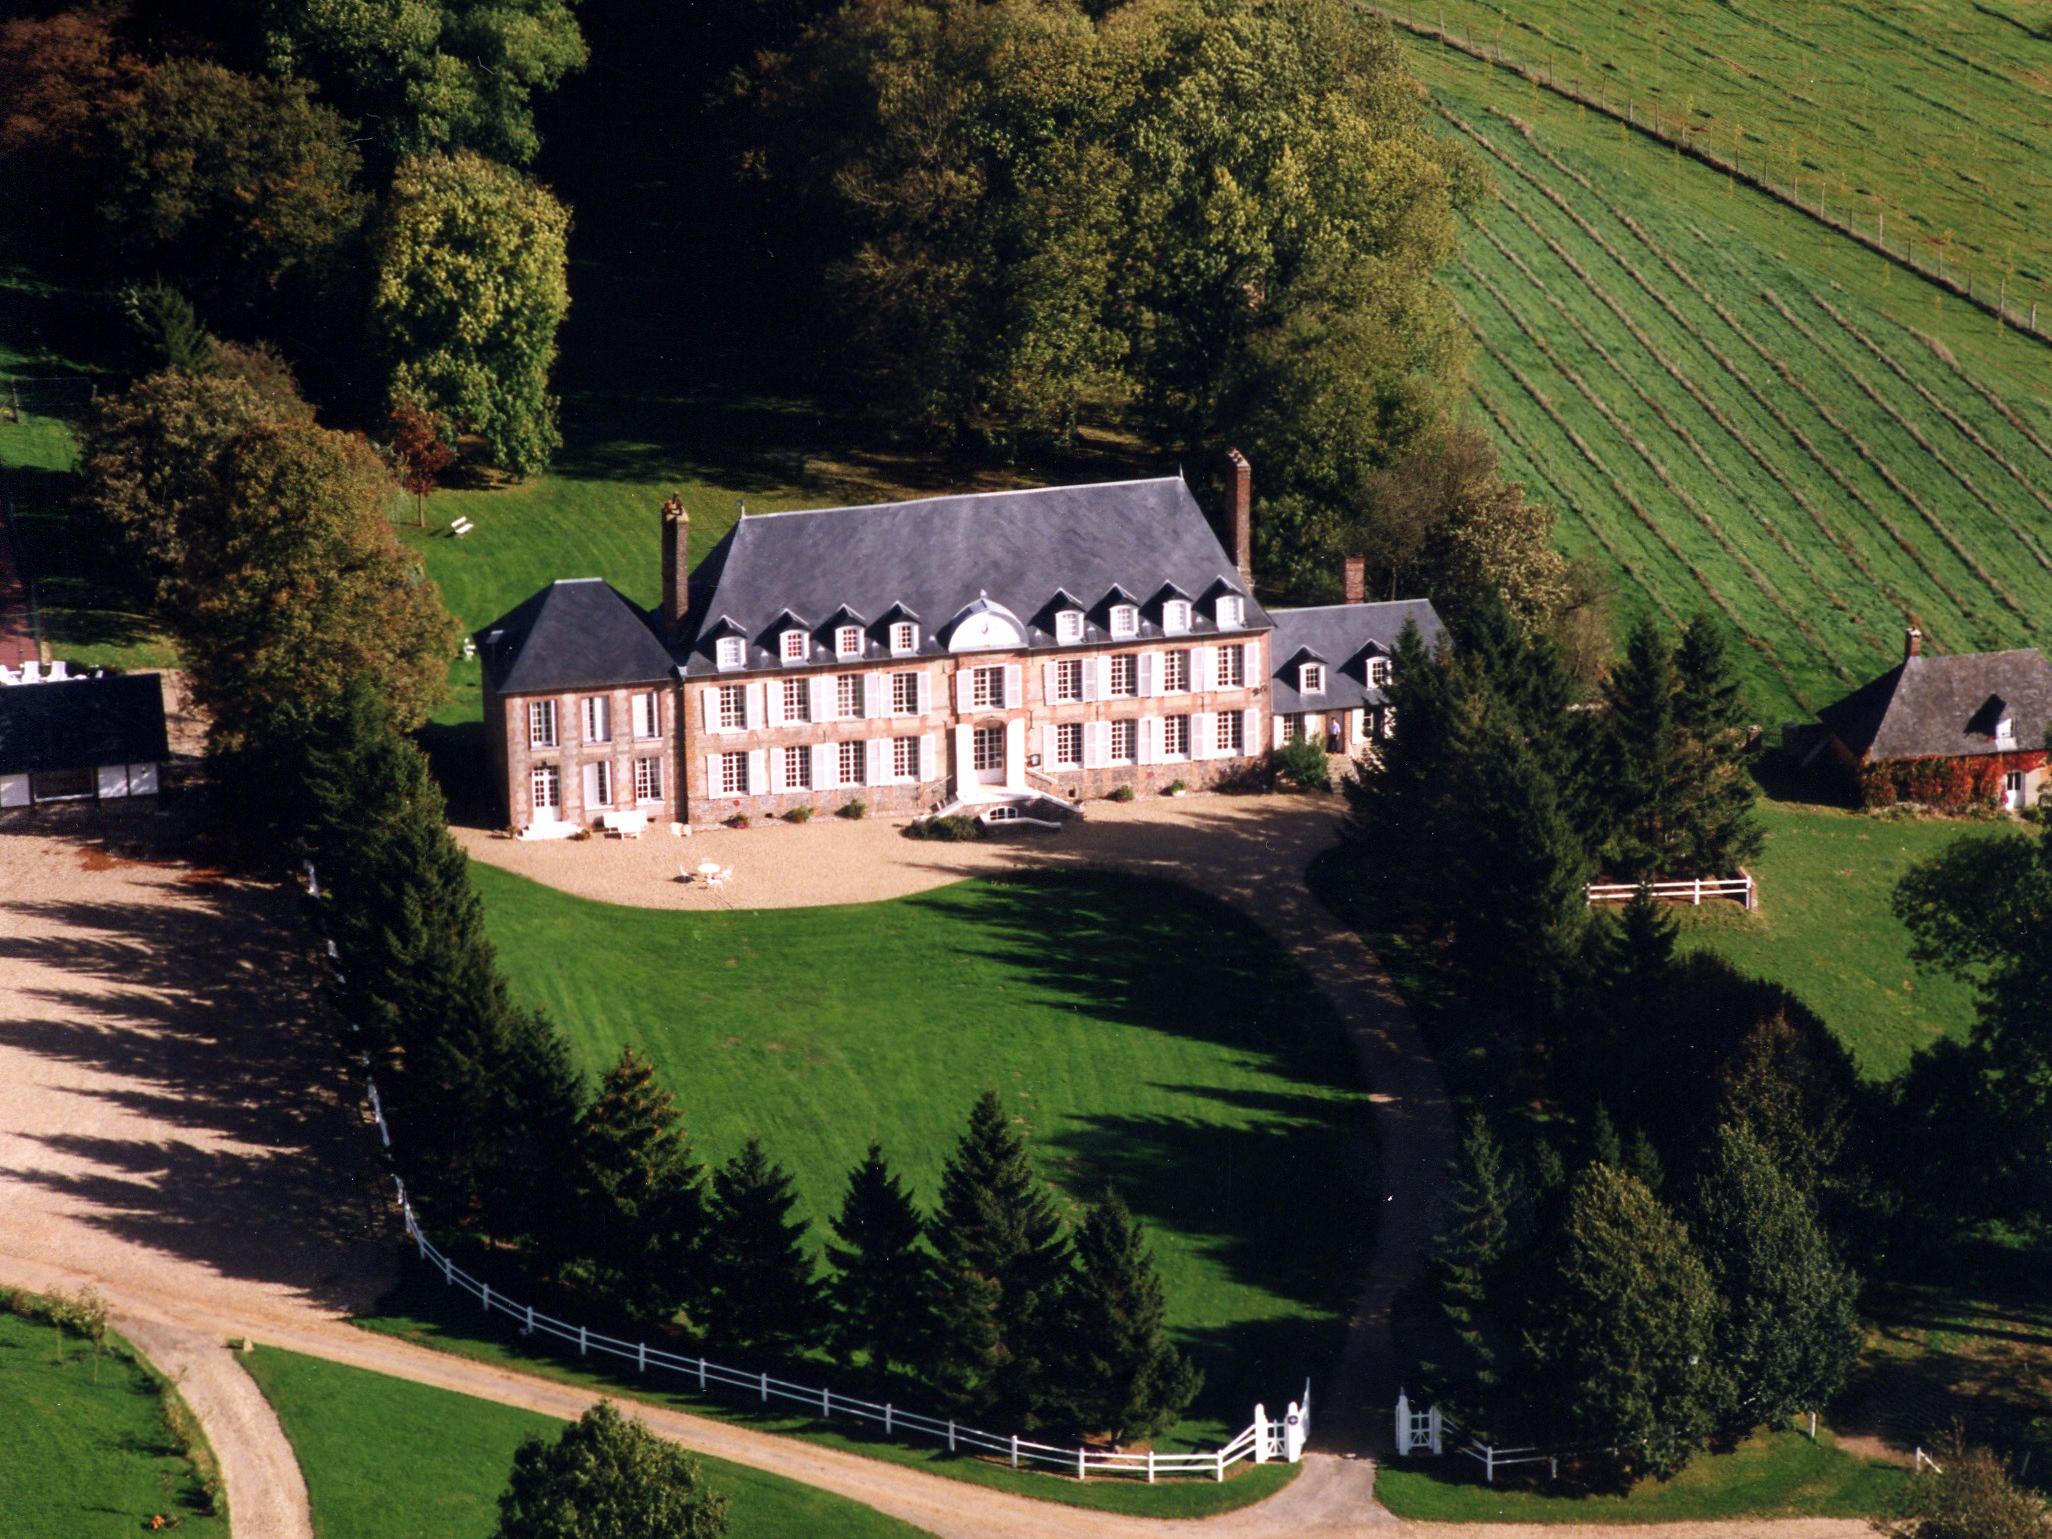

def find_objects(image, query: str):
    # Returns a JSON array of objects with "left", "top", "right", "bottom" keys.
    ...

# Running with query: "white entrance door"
[
  {"left": 973, "top": 725, "right": 1005, "bottom": 785},
  {"left": 2005, "top": 770, "right": 2025, "bottom": 810},
  {"left": 531, "top": 763, "right": 561, "bottom": 823}
]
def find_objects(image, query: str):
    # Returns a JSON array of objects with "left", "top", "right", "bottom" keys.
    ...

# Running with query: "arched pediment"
[{"left": 945, "top": 593, "right": 1026, "bottom": 652}]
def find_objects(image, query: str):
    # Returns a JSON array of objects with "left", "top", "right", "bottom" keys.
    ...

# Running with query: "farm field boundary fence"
[
  {"left": 311, "top": 863, "right": 1311, "bottom": 1485},
  {"left": 1369, "top": 7, "right": 2052, "bottom": 345}
]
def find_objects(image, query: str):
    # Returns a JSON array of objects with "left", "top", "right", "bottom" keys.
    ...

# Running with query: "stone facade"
[{"left": 487, "top": 676, "right": 680, "bottom": 830}]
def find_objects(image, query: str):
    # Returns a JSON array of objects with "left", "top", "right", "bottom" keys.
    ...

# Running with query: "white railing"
[
  {"left": 1586, "top": 871, "right": 1756, "bottom": 910},
  {"left": 312, "top": 863, "right": 1309, "bottom": 1483}
]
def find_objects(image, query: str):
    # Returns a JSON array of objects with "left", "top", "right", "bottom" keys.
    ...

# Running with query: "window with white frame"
[
  {"left": 836, "top": 625, "right": 863, "bottom": 658},
  {"left": 892, "top": 671, "right": 920, "bottom": 714},
  {"left": 971, "top": 666, "right": 1002, "bottom": 709},
  {"left": 634, "top": 756, "right": 663, "bottom": 801},
  {"left": 891, "top": 621, "right": 918, "bottom": 654},
  {"left": 1217, "top": 711, "right": 1244, "bottom": 754},
  {"left": 1108, "top": 655, "right": 1137, "bottom": 697},
  {"left": 632, "top": 690, "right": 661, "bottom": 739},
  {"left": 783, "top": 745, "right": 811, "bottom": 789},
  {"left": 781, "top": 629, "right": 808, "bottom": 662},
  {"left": 837, "top": 673, "right": 863, "bottom": 718},
  {"left": 587, "top": 760, "right": 613, "bottom": 807},
  {"left": 782, "top": 677, "right": 809, "bottom": 722},
  {"left": 717, "top": 684, "right": 745, "bottom": 729},
  {"left": 1163, "top": 715, "right": 1190, "bottom": 757},
  {"left": 839, "top": 741, "right": 864, "bottom": 785},
  {"left": 973, "top": 725, "right": 1004, "bottom": 771},
  {"left": 1163, "top": 650, "right": 1190, "bottom": 693},
  {"left": 716, "top": 635, "right": 745, "bottom": 668},
  {"left": 1218, "top": 644, "right": 1246, "bottom": 688},
  {"left": 1216, "top": 595, "right": 1244, "bottom": 629},
  {"left": 1054, "top": 722, "right": 1083, "bottom": 767},
  {"left": 1110, "top": 719, "right": 1136, "bottom": 762},
  {"left": 717, "top": 751, "right": 747, "bottom": 794},
  {"left": 1053, "top": 658, "right": 1083, "bottom": 702},
  {"left": 1996, "top": 712, "right": 2016, "bottom": 746},
  {"left": 530, "top": 762, "right": 560, "bottom": 811},
  {"left": 1110, "top": 604, "right": 1138, "bottom": 639},
  {"left": 1366, "top": 656, "right": 1391, "bottom": 687},
  {"left": 893, "top": 735, "right": 919, "bottom": 779},
  {"left": 1164, "top": 599, "right": 1191, "bottom": 634},
  {"left": 527, "top": 699, "right": 557, "bottom": 748},
  {"left": 1300, "top": 663, "right": 1325, "bottom": 695},
  {"left": 1055, "top": 609, "right": 1084, "bottom": 644},
  {"left": 582, "top": 696, "right": 611, "bottom": 742}
]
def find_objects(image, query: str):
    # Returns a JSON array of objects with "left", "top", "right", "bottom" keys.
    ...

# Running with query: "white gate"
[{"left": 1393, "top": 1390, "right": 1442, "bottom": 1456}]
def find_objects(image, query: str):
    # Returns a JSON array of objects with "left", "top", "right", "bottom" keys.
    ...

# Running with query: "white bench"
[
  {"left": 601, "top": 809, "right": 648, "bottom": 838},
  {"left": 449, "top": 516, "right": 475, "bottom": 538}
]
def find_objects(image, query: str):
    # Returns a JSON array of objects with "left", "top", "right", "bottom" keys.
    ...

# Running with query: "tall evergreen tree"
[
  {"left": 1527, "top": 1165, "right": 1720, "bottom": 1485},
  {"left": 1054, "top": 1189, "right": 1200, "bottom": 1444},
  {"left": 825, "top": 1144, "right": 933, "bottom": 1375},
  {"left": 1586, "top": 1104, "right": 1624, "bottom": 1170},
  {"left": 567, "top": 1050, "right": 708, "bottom": 1326},
  {"left": 1601, "top": 617, "right": 1689, "bottom": 879},
  {"left": 1671, "top": 614, "right": 1763, "bottom": 876},
  {"left": 928, "top": 1091, "right": 1070, "bottom": 1425},
  {"left": 1691, "top": 1123, "right": 1862, "bottom": 1431},
  {"left": 709, "top": 1139, "right": 823, "bottom": 1356},
  {"left": 1429, "top": 1113, "right": 1514, "bottom": 1434}
]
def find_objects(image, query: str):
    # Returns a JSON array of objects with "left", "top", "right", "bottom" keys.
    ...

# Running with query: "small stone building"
[
  {"left": 0, "top": 672, "right": 169, "bottom": 810},
  {"left": 1789, "top": 629, "right": 2052, "bottom": 810}
]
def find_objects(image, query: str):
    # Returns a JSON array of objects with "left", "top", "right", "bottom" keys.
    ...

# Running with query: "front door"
[
  {"left": 973, "top": 725, "right": 1005, "bottom": 785},
  {"left": 2005, "top": 770, "right": 2026, "bottom": 811},
  {"left": 531, "top": 763, "right": 561, "bottom": 823}
]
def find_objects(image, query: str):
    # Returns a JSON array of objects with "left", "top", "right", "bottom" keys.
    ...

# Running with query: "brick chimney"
[
  {"left": 1905, "top": 624, "right": 1922, "bottom": 661},
  {"left": 1343, "top": 554, "right": 1366, "bottom": 605},
  {"left": 660, "top": 495, "right": 690, "bottom": 636},
  {"left": 1226, "top": 448, "right": 1252, "bottom": 588}
]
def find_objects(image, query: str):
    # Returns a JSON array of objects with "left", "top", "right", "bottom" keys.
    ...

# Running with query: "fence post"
[
  {"left": 637, "top": 1341, "right": 646, "bottom": 1374},
  {"left": 578, "top": 1325, "right": 587, "bottom": 1357},
  {"left": 443, "top": 1254, "right": 453, "bottom": 1285},
  {"left": 524, "top": 1304, "right": 534, "bottom": 1336},
  {"left": 884, "top": 1403, "right": 893, "bottom": 1436},
  {"left": 1692, "top": 876, "right": 1703, "bottom": 905},
  {"left": 1011, "top": 1435, "right": 1020, "bottom": 1469},
  {"left": 698, "top": 1357, "right": 707, "bottom": 1390},
  {"left": 1148, "top": 1450, "right": 1156, "bottom": 1484},
  {"left": 822, "top": 1386, "right": 831, "bottom": 1418},
  {"left": 1078, "top": 1446, "right": 1086, "bottom": 1481},
  {"left": 948, "top": 1420, "right": 956, "bottom": 1453},
  {"left": 760, "top": 1371, "right": 769, "bottom": 1404},
  {"left": 1216, "top": 1448, "right": 1225, "bottom": 1483},
  {"left": 1485, "top": 1442, "right": 1496, "bottom": 1484},
  {"left": 1394, "top": 1390, "right": 1409, "bottom": 1455},
  {"left": 481, "top": 1282, "right": 491, "bottom": 1313}
]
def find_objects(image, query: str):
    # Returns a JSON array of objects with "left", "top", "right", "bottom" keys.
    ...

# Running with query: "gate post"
[
  {"left": 1252, "top": 1403, "right": 1270, "bottom": 1463},
  {"left": 1284, "top": 1400, "right": 1307, "bottom": 1462},
  {"left": 1394, "top": 1390, "right": 1410, "bottom": 1456},
  {"left": 1428, "top": 1404, "right": 1443, "bottom": 1455}
]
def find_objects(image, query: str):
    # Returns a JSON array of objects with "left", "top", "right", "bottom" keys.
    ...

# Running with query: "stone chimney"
[
  {"left": 1226, "top": 448, "right": 1252, "bottom": 588},
  {"left": 1905, "top": 624, "right": 1922, "bottom": 661},
  {"left": 1343, "top": 554, "right": 1366, "bottom": 605},
  {"left": 660, "top": 495, "right": 690, "bottom": 636}
]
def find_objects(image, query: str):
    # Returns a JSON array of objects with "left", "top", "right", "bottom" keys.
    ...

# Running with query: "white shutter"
[
  {"left": 1140, "top": 716, "right": 1162, "bottom": 765},
  {"left": 810, "top": 675, "right": 832, "bottom": 723},
  {"left": 1043, "top": 661, "right": 1059, "bottom": 704},
  {"left": 863, "top": 673, "right": 883, "bottom": 719},
  {"left": 1005, "top": 717, "right": 1024, "bottom": 773},
  {"left": 917, "top": 670, "right": 932, "bottom": 715},
  {"left": 128, "top": 763, "right": 159, "bottom": 796},
  {"left": 1242, "top": 709, "right": 1259, "bottom": 758},
  {"left": 705, "top": 754, "right": 722, "bottom": 797},
  {"left": 919, "top": 734, "right": 936, "bottom": 781},
  {"left": 96, "top": 764, "right": 129, "bottom": 798},
  {"left": 1138, "top": 652, "right": 1157, "bottom": 697},
  {"left": 1193, "top": 646, "right": 1216, "bottom": 693},
  {"left": 1193, "top": 711, "right": 1216, "bottom": 760},
  {"left": 769, "top": 747, "right": 786, "bottom": 793},
  {"left": 765, "top": 680, "right": 784, "bottom": 726},
  {"left": 747, "top": 749, "right": 767, "bottom": 793},
  {"left": 954, "top": 669, "right": 971, "bottom": 713},
  {"left": 812, "top": 742, "right": 834, "bottom": 789},
  {"left": 1084, "top": 721, "right": 1107, "bottom": 769},
  {"left": 1042, "top": 724, "right": 1058, "bottom": 768},
  {"left": 745, "top": 682, "right": 764, "bottom": 729},
  {"left": 866, "top": 738, "right": 886, "bottom": 786},
  {"left": 700, "top": 689, "right": 718, "bottom": 732},
  {"left": 1003, "top": 664, "right": 1022, "bottom": 709}
]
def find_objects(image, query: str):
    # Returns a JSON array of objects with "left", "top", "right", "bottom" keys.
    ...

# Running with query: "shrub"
[
  {"left": 1271, "top": 735, "right": 1333, "bottom": 792},
  {"left": 1163, "top": 779, "right": 1188, "bottom": 796},
  {"left": 905, "top": 814, "right": 984, "bottom": 841},
  {"left": 1859, "top": 755, "right": 2009, "bottom": 810},
  {"left": 1105, "top": 784, "right": 1135, "bottom": 803},
  {"left": 838, "top": 798, "right": 867, "bottom": 819},
  {"left": 723, "top": 813, "right": 750, "bottom": 829},
  {"left": 783, "top": 805, "right": 813, "bottom": 824}
]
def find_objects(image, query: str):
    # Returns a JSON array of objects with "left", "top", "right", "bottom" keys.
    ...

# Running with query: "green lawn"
[
  {"left": 0, "top": 1309, "right": 227, "bottom": 1539},
  {"left": 1673, "top": 800, "right": 2019, "bottom": 1079},
  {"left": 1413, "top": 39, "right": 2052, "bottom": 723},
  {"left": 242, "top": 1346, "right": 935, "bottom": 1539},
  {"left": 463, "top": 862, "right": 1371, "bottom": 1449},
  {"left": 1375, "top": 1425, "right": 1903, "bottom": 1524}
]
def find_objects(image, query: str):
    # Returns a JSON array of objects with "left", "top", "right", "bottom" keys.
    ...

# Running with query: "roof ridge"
[
  {"left": 735, "top": 475, "right": 1182, "bottom": 523},
  {"left": 1268, "top": 600, "right": 1430, "bottom": 613}
]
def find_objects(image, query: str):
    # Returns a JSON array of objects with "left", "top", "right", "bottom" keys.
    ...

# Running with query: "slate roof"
[
  {"left": 0, "top": 673, "right": 169, "bottom": 776},
  {"left": 1816, "top": 648, "right": 2052, "bottom": 761},
  {"left": 680, "top": 477, "right": 1270, "bottom": 674},
  {"left": 477, "top": 579, "right": 678, "bottom": 696},
  {"left": 1267, "top": 600, "right": 1444, "bottom": 714}
]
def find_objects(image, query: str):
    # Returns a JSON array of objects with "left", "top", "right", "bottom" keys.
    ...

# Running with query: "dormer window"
[
  {"left": 1109, "top": 604, "right": 1138, "bottom": 639},
  {"left": 836, "top": 625, "right": 863, "bottom": 659},
  {"left": 781, "top": 630, "right": 808, "bottom": 663},
  {"left": 1163, "top": 599, "right": 1191, "bottom": 635},
  {"left": 1366, "top": 656, "right": 1391, "bottom": 688},
  {"left": 715, "top": 635, "right": 745, "bottom": 669},
  {"left": 1996, "top": 712, "right": 2016, "bottom": 746},
  {"left": 1300, "top": 663, "right": 1325, "bottom": 695},
  {"left": 1055, "top": 609, "right": 1084, "bottom": 644},
  {"left": 1216, "top": 595, "right": 1244, "bottom": 629},
  {"left": 891, "top": 621, "right": 918, "bottom": 654}
]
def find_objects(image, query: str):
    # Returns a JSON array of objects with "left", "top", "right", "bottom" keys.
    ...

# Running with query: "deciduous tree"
[
  {"left": 1876, "top": 1428, "right": 2050, "bottom": 1539},
  {"left": 494, "top": 1401, "right": 728, "bottom": 1539}
]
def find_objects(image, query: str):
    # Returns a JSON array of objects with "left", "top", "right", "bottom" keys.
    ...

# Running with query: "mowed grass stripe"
[{"left": 470, "top": 863, "right": 1372, "bottom": 1445}]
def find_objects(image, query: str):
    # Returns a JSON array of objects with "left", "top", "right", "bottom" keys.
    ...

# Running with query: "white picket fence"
[
  {"left": 317, "top": 865, "right": 1311, "bottom": 1483},
  {"left": 1586, "top": 871, "right": 1756, "bottom": 910}
]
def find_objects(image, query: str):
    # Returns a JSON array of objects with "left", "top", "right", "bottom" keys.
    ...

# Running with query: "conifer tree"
[
  {"left": 709, "top": 1139, "right": 823, "bottom": 1355},
  {"left": 1691, "top": 1122, "right": 1861, "bottom": 1431},
  {"left": 1601, "top": 617, "right": 1689, "bottom": 879},
  {"left": 1528, "top": 1165, "right": 1720, "bottom": 1485},
  {"left": 568, "top": 1049, "right": 708, "bottom": 1325},
  {"left": 1054, "top": 1189, "right": 1200, "bottom": 1444},
  {"left": 928, "top": 1091, "right": 1070, "bottom": 1425},
  {"left": 1430, "top": 1113, "right": 1513, "bottom": 1433},
  {"left": 1672, "top": 614, "right": 1763, "bottom": 876},
  {"left": 1341, "top": 617, "right": 1454, "bottom": 918},
  {"left": 1624, "top": 1127, "right": 1666, "bottom": 1194},
  {"left": 1587, "top": 1104, "right": 1624, "bottom": 1171},
  {"left": 826, "top": 1144, "right": 934, "bottom": 1375}
]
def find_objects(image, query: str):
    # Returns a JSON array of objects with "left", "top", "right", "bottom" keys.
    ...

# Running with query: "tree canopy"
[{"left": 494, "top": 1401, "right": 728, "bottom": 1539}]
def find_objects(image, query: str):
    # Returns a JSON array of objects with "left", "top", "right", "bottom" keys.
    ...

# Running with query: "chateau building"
[{"left": 480, "top": 458, "right": 1442, "bottom": 833}]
